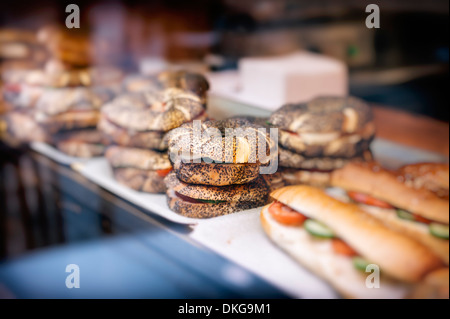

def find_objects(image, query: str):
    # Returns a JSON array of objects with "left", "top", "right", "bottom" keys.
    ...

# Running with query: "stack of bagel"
[
  {"left": 165, "top": 117, "right": 284, "bottom": 218},
  {"left": 269, "top": 96, "right": 375, "bottom": 187},
  {"left": 1, "top": 26, "right": 123, "bottom": 156},
  {"left": 102, "top": 70, "right": 210, "bottom": 194}
]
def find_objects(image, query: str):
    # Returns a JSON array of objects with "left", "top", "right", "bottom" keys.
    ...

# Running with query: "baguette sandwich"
[
  {"left": 261, "top": 185, "right": 443, "bottom": 298},
  {"left": 331, "top": 162, "right": 449, "bottom": 264}
]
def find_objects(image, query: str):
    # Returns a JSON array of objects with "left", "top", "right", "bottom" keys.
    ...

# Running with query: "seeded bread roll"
[
  {"left": 167, "top": 189, "right": 266, "bottom": 218},
  {"left": 331, "top": 162, "right": 449, "bottom": 224},
  {"left": 164, "top": 171, "right": 269, "bottom": 203},
  {"left": 167, "top": 118, "right": 276, "bottom": 164},
  {"left": 173, "top": 160, "right": 260, "bottom": 186},
  {"left": 270, "top": 96, "right": 375, "bottom": 157},
  {"left": 270, "top": 185, "right": 443, "bottom": 282},
  {"left": 102, "top": 89, "right": 205, "bottom": 133}
]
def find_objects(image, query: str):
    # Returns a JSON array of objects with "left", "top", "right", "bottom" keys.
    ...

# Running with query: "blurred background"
[{"left": 1, "top": 0, "right": 449, "bottom": 121}]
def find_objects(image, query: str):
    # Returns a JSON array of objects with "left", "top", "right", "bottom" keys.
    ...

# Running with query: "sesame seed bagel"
[
  {"left": 167, "top": 117, "right": 276, "bottom": 164},
  {"left": 279, "top": 146, "right": 373, "bottom": 170},
  {"left": 173, "top": 160, "right": 261, "bottom": 186},
  {"left": 98, "top": 110, "right": 208, "bottom": 151},
  {"left": 113, "top": 168, "right": 167, "bottom": 194},
  {"left": 105, "top": 146, "right": 171, "bottom": 171},
  {"left": 164, "top": 171, "right": 269, "bottom": 203},
  {"left": 270, "top": 96, "right": 375, "bottom": 157},
  {"left": 102, "top": 89, "right": 205, "bottom": 132}
]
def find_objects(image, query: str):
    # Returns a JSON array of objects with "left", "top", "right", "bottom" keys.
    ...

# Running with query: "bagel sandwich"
[
  {"left": 270, "top": 96, "right": 375, "bottom": 158},
  {"left": 105, "top": 146, "right": 172, "bottom": 194},
  {"left": 261, "top": 185, "right": 443, "bottom": 298},
  {"left": 331, "top": 162, "right": 449, "bottom": 265},
  {"left": 99, "top": 88, "right": 208, "bottom": 151},
  {"left": 165, "top": 171, "right": 270, "bottom": 218},
  {"left": 51, "top": 129, "right": 109, "bottom": 158},
  {"left": 167, "top": 117, "right": 277, "bottom": 186}
]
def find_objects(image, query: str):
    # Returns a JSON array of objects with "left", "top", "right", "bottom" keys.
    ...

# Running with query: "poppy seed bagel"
[
  {"left": 167, "top": 118, "right": 276, "bottom": 164},
  {"left": 270, "top": 96, "right": 375, "bottom": 157},
  {"left": 105, "top": 146, "right": 172, "bottom": 171},
  {"left": 279, "top": 146, "right": 374, "bottom": 170},
  {"left": 102, "top": 89, "right": 205, "bottom": 132},
  {"left": 164, "top": 171, "right": 269, "bottom": 203},
  {"left": 173, "top": 160, "right": 261, "bottom": 186},
  {"left": 166, "top": 189, "right": 266, "bottom": 218},
  {"left": 113, "top": 167, "right": 167, "bottom": 194}
]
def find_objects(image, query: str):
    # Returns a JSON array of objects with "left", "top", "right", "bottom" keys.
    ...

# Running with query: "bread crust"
[
  {"left": 331, "top": 162, "right": 449, "bottom": 224},
  {"left": 270, "top": 185, "right": 443, "bottom": 282}
]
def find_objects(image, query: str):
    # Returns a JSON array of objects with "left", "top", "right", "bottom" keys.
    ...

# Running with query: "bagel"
[
  {"left": 105, "top": 146, "right": 171, "bottom": 171},
  {"left": 98, "top": 109, "right": 208, "bottom": 151},
  {"left": 165, "top": 171, "right": 270, "bottom": 218},
  {"left": 279, "top": 147, "right": 373, "bottom": 170},
  {"left": 112, "top": 168, "right": 168, "bottom": 194},
  {"left": 102, "top": 89, "right": 205, "bottom": 133},
  {"left": 167, "top": 118, "right": 276, "bottom": 165},
  {"left": 270, "top": 96, "right": 375, "bottom": 157},
  {"left": 106, "top": 146, "right": 172, "bottom": 194},
  {"left": 157, "top": 70, "right": 210, "bottom": 104},
  {"left": 52, "top": 129, "right": 108, "bottom": 158},
  {"left": 173, "top": 160, "right": 261, "bottom": 186},
  {"left": 123, "top": 71, "right": 209, "bottom": 104}
]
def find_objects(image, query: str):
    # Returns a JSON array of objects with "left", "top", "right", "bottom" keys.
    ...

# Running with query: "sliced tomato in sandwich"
[
  {"left": 268, "top": 202, "right": 308, "bottom": 226},
  {"left": 348, "top": 191, "right": 394, "bottom": 209},
  {"left": 156, "top": 168, "right": 173, "bottom": 177}
]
